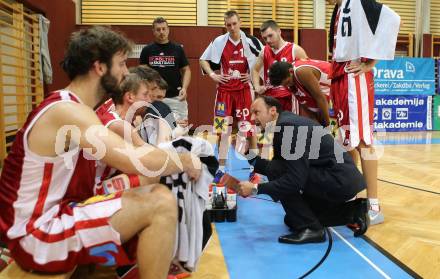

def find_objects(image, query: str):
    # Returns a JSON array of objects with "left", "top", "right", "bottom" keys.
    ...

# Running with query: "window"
[
  {"left": 81, "top": 0, "right": 197, "bottom": 26},
  {"left": 0, "top": 0, "right": 43, "bottom": 164},
  {"left": 208, "top": 0, "right": 313, "bottom": 29}
]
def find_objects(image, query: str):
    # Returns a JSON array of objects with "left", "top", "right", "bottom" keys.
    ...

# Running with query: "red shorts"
[
  {"left": 9, "top": 192, "right": 137, "bottom": 273},
  {"left": 213, "top": 87, "right": 254, "bottom": 136},
  {"left": 331, "top": 71, "right": 375, "bottom": 148}
]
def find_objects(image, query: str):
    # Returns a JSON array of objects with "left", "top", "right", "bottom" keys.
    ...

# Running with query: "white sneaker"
[{"left": 368, "top": 209, "right": 384, "bottom": 225}]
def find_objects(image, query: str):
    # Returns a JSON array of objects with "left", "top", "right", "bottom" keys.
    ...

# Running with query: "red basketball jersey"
[
  {"left": 219, "top": 39, "right": 250, "bottom": 91},
  {"left": 292, "top": 59, "right": 331, "bottom": 112},
  {"left": 95, "top": 99, "right": 121, "bottom": 128},
  {"left": 263, "top": 42, "right": 296, "bottom": 98},
  {"left": 0, "top": 91, "right": 96, "bottom": 243},
  {"left": 94, "top": 99, "right": 122, "bottom": 191}
]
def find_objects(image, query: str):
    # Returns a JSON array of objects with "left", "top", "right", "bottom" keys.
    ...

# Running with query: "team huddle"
[{"left": 0, "top": 0, "right": 400, "bottom": 278}]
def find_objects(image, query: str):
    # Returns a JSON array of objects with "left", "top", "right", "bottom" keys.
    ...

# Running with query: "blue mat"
[
  {"left": 216, "top": 197, "right": 415, "bottom": 279},
  {"left": 214, "top": 147, "right": 417, "bottom": 279}
]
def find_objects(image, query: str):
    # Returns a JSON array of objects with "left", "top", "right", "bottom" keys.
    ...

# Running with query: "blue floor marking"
[
  {"left": 216, "top": 197, "right": 415, "bottom": 279},
  {"left": 310, "top": 226, "right": 414, "bottom": 279},
  {"left": 216, "top": 197, "right": 331, "bottom": 279}
]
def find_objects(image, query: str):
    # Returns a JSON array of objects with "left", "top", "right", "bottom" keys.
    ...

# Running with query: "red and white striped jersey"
[
  {"left": 263, "top": 42, "right": 296, "bottom": 98},
  {"left": 94, "top": 99, "right": 122, "bottom": 192},
  {"left": 96, "top": 97, "right": 114, "bottom": 111},
  {"left": 0, "top": 90, "right": 96, "bottom": 242},
  {"left": 219, "top": 38, "right": 250, "bottom": 91},
  {"left": 292, "top": 59, "right": 331, "bottom": 112},
  {"left": 95, "top": 98, "right": 119, "bottom": 127}
]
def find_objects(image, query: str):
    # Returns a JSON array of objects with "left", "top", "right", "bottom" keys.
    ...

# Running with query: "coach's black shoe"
[
  {"left": 350, "top": 198, "right": 369, "bottom": 237},
  {"left": 278, "top": 228, "right": 326, "bottom": 244}
]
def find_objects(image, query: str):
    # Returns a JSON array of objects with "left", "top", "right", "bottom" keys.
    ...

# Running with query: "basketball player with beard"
[
  {"left": 0, "top": 26, "right": 201, "bottom": 278},
  {"left": 251, "top": 20, "right": 308, "bottom": 113}
]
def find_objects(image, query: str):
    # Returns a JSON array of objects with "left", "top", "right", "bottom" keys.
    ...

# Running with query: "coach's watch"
[{"left": 251, "top": 184, "right": 258, "bottom": 196}]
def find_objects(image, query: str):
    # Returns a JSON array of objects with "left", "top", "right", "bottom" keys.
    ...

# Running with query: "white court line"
[{"left": 329, "top": 227, "right": 392, "bottom": 279}]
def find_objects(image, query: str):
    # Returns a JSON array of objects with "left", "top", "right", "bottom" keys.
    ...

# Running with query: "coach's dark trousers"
[{"left": 262, "top": 159, "right": 366, "bottom": 231}]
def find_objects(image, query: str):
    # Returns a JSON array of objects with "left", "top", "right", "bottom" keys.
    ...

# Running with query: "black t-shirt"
[{"left": 139, "top": 42, "right": 189, "bottom": 98}]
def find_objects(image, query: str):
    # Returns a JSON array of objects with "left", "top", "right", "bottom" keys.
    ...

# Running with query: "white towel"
[
  {"left": 200, "top": 30, "right": 263, "bottom": 72},
  {"left": 334, "top": 0, "right": 400, "bottom": 62},
  {"left": 158, "top": 137, "right": 216, "bottom": 270}
]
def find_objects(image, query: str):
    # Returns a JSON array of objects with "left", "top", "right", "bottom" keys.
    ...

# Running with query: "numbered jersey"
[
  {"left": 331, "top": 8, "right": 368, "bottom": 79},
  {"left": 263, "top": 42, "right": 296, "bottom": 98},
  {"left": 0, "top": 90, "right": 96, "bottom": 241},
  {"left": 292, "top": 59, "right": 331, "bottom": 112},
  {"left": 219, "top": 39, "right": 250, "bottom": 91}
]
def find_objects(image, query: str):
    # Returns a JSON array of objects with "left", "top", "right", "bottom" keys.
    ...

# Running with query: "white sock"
[
  {"left": 218, "top": 165, "right": 225, "bottom": 172},
  {"left": 368, "top": 198, "right": 380, "bottom": 211}
]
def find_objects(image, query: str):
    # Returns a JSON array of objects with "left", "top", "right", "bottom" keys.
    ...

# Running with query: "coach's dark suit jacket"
[{"left": 252, "top": 111, "right": 366, "bottom": 202}]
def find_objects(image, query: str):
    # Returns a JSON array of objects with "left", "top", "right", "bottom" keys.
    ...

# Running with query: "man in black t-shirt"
[{"left": 140, "top": 17, "right": 191, "bottom": 124}]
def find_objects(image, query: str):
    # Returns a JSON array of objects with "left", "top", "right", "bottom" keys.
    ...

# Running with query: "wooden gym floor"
[
  {"left": 193, "top": 131, "right": 440, "bottom": 279},
  {"left": 0, "top": 131, "right": 438, "bottom": 278}
]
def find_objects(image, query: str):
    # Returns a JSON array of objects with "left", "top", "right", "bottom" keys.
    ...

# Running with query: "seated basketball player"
[
  {"left": 0, "top": 26, "right": 201, "bottom": 279},
  {"left": 96, "top": 67, "right": 214, "bottom": 277},
  {"left": 236, "top": 96, "right": 369, "bottom": 244},
  {"left": 130, "top": 66, "right": 188, "bottom": 145},
  {"left": 94, "top": 72, "right": 163, "bottom": 194}
]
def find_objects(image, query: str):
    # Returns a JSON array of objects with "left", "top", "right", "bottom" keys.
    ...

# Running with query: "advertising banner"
[
  {"left": 374, "top": 95, "right": 432, "bottom": 132},
  {"left": 437, "top": 59, "right": 440, "bottom": 94},
  {"left": 373, "top": 58, "right": 435, "bottom": 95},
  {"left": 433, "top": 95, "right": 440, "bottom": 130}
]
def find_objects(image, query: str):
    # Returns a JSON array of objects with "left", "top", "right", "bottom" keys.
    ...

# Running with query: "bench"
[{"left": 0, "top": 262, "right": 74, "bottom": 279}]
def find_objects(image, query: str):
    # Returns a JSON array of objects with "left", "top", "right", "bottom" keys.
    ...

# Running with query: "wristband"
[
  {"left": 101, "top": 175, "right": 129, "bottom": 194},
  {"left": 128, "top": 174, "right": 141, "bottom": 188}
]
